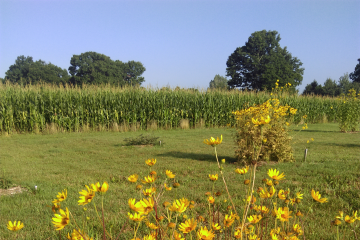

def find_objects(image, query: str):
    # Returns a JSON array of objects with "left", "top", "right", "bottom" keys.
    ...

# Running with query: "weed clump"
[{"left": 123, "top": 134, "right": 161, "bottom": 146}]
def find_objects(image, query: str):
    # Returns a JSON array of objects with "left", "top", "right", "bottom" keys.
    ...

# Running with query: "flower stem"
[
  {"left": 102, "top": 196, "right": 106, "bottom": 240},
  {"left": 214, "top": 146, "right": 237, "bottom": 215},
  {"left": 240, "top": 163, "right": 257, "bottom": 240},
  {"left": 134, "top": 222, "right": 141, "bottom": 239}
]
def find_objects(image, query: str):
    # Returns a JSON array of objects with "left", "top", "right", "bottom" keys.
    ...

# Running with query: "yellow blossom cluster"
[
  {"left": 332, "top": 211, "right": 360, "bottom": 226},
  {"left": 232, "top": 98, "right": 297, "bottom": 126}
]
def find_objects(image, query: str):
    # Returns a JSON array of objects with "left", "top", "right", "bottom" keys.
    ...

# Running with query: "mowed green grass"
[{"left": 0, "top": 123, "right": 359, "bottom": 239}]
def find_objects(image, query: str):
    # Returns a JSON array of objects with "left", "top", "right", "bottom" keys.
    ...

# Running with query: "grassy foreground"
[{"left": 0, "top": 123, "right": 359, "bottom": 239}]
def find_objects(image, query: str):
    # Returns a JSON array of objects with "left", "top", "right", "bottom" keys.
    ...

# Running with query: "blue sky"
[{"left": 1, "top": 0, "right": 359, "bottom": 92}]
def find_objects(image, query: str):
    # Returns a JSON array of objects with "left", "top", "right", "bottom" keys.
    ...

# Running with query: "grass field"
[{"left": 0, "top": 123, "right": 359, "bottom": 239}]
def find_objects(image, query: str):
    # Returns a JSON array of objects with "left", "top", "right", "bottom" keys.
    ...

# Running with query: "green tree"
[
  {"left": 27, "top": 60, "right": 69, "bottom": 85},
  {"left": 226, "top": 30, "right": 304, "bottom": 90},
  {"left": 5, "top": 56, "right": 69, "bottom": 85},
  {"left": 323, "top": 78, "right": 339, "bottom": 97},
  {"left": 302, "top": 80, "right": 324, "bottom": 95},
  {"left": 5, "top": 55, "right": 34, "bottom": 84},
  {"left": 122, "top": 60, "right": 146, "bottom": 85},
  {"left": 338, "top": 73, "right": 352, "bottom": 94},
  {"left": 68, "top": 52, "right": 145, "bottom": 86},
  {"left": 349, "top": 58, "right": 360, "bottom": 83},
  {"left": 209, "top": 74, "right": 228, "bottom": 90}
]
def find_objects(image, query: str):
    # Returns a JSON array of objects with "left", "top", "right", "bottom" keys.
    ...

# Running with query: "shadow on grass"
[
  {"left": 297, "top": 129, "right": 338, "bottom": 133},
  {"left": 156, "top": 151, "right": 238, "bottom": 163},
  {"left": 322, "top": 143, "right": 360, "bottom": 148}
]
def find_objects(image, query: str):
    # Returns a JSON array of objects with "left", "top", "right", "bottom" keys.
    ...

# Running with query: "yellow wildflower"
[
  {"left": 277, "top": 189, "right": 288, "bottom": 200},
  {"left": 91, "top": 182, "right": 109, "bottom": 193},
  {"left": 259, "top": 186, "right": 275, "bottom": 199},
  {"left": 168, "top": 222, "right": 176, "bottom": 228},
  {"left": 52, "top": 207, "right": 70, "bottom": 230},
  {"left": 248, "top": 234, "right": 260, "bottom": 240},
  {"left": 169, "top": 199, "right": 187, "bottom": 213},
  {"left": 212, "top": 223, "right": 221, "bottom": 231},
  {"left": 345, "top": 215, "right": 356, "bottom": 224},
  {"left": 267, "top": 169, "right": 285, "bottom": 181},
  {"left": 208, "top": 174, "right": 218, "bottom": 181},
  {"left": 53, "top": 189, "right": 67, "bottom": 204},
  {"left": 166, "top": 170, "right": 175, "bottom": 178},
  {"left": 311, "top": 189, "right": 327, "bottom": 203},
  {"left": 78, "top": 185, "right": 96, "bottom": 206},
  {"left": 235, "top": 166, "right": 249, "bottom": 175},
  {"left": 138, "top": 198, "right": 154, "bottom": 215},
  {"left": 128, "top": 198, "right": 144, "bottom": 213},
  {"left": 142, "top": 187, "right": 156, "bottom": 197},
  {"left": 293, "top": 224, "right": 303, "bottom": 236},
  {"left": 51, "top": 202, "right": 61, "bottom": 213},
  {"left": 141, "top": 175, "right": 156, "bottom": 184},
  {"left": 173, "top": 230, "right": 185, "bottom": 240},
  {"left": 128, "top": 174, "right": 139, "bottom": 183},
  {"left": 203, "top": 135, "right": 223, "bottom": 146},
  {"left": 164, "top": 183, "right": 172, "bottom": 191},
  {"left": 179, "top": 218, "right": 197, "bottom": 233},
  {"left": 276, "top": 207, "right": 292, "bottom": 222},
  {"left": 247, "top": 215, "right": 262, "bottom": 224},
  {"left": 208, "top": 196, "right": 215, "bottom": 204},
  {"left": 253, "top": 205, "right": 269, "bottom": 214},
  {"left": 224, "top": 212, "right": 236, "bottom": 227},
  {"left": 332, "top": 219, "right": 342, "bottom": 226},
  {"left": 145, "top": 158, "right": 156, "bottom": 167},
  {"left": 7, "top": 221, "right": 24, "bottom": 231},
  {"left": 234, "top": 229, "right": 242, "bottom": 239},
  {"left": 128, "top": 212, "right": 145, "bottom": 222},
  {"left": 67, "top": 229, "right": 93, "bottom": 240},
  {"left": 143, "top": 234, "right": 156, "bottom": 240},
  {"left": 146, "top": 221, "right": 159, "bottom": 229},
  {"left": 197, "top": 226, "right": 215, "bottom": 240}
]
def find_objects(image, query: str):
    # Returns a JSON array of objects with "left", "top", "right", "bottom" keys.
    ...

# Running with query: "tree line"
[
  {"left": 1, "top": 52, "right": 146, "bottom": 86},
  {"left": 2, "top": 30, "right": 359, "bottom": 93},
  {"left": 302, "top": 72, "right": 360, "bottom": 96}
]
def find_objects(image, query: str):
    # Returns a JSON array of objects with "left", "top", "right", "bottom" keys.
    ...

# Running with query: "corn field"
[{"left": 0, "top": 82, "right": 341, "bottom": 134}]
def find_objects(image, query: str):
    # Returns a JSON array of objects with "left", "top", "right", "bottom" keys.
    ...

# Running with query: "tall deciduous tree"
[
  {"left": 122, "top": 60, "right": 146, "bottom": 85},
  {"left": 5, "top": 56, "right": 34, "bottom": 84},
  {"left": 209, "top": 74, "right": 228, "bottom": 90},
  {"left": 68, "top": 52, "right": 145, "bottom": 86},
  {"left": 350, "top": 58, "right": 360, "bottom": 83},
  {"left": 226, "top": 30, "right": 304, "bottom": 90},
  {"left": 5, "top": 55, "right": 69, "bottom": 85},
  {"left": 322, "top": 78, "right": 339, "bottom": 97},
  {"left": 338, "top": 73, "right": 352, "bottom": 94},
  {"left": 27, "top": 60, "right": 69, "bottom": 85},
  {"left": 302, "top": 80, "right": 324, "bottom": 95}
]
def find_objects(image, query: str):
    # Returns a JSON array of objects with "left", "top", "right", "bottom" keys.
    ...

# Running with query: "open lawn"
[{"left": 0, "top": 123, "right": 359, "bottom": 239}]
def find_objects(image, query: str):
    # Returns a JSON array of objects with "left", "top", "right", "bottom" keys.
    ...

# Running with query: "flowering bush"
[
  {"left": 336, "top": 89, "right": 360, "bottom": 132},
  {"left": 232, "top": 98, "right": 297, "bottom": 164}
]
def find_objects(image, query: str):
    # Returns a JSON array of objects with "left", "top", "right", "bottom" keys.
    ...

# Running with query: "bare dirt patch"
[{"left": 0, "top": 186, "right": 26, "bottom": 196}]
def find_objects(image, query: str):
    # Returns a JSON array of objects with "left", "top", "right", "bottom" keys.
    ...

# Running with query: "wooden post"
[{"left": 304, "top": 148, "right": 308, "bottom": 162}]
